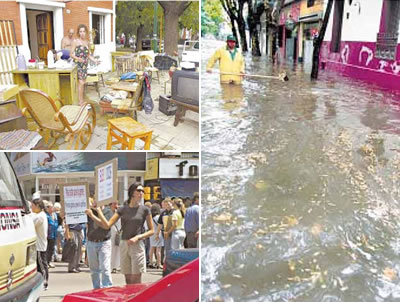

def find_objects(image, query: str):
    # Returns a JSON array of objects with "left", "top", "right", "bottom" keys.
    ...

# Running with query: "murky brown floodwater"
[{"left": 201, "top": 40, "right": 400, "bottom": 302}]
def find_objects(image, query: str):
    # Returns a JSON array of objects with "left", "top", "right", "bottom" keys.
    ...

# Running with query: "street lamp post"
[{"left": 152, "top": 2, "right": 159, "bottom": 53}]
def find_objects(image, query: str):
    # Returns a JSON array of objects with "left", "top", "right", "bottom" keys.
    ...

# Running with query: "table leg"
[
  {"left": 144, "top": 133, "right": 152, "bottom": 150},
  {"left": 128, "top": 137, "right": 136, "bottom": 150},
  {"left": 106, "top": 126, "right": 112, "bottom": 150}
]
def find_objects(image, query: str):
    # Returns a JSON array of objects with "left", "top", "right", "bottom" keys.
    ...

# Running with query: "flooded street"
[{"left": 201, "top": 40, "right": 400, "bottom": 301}]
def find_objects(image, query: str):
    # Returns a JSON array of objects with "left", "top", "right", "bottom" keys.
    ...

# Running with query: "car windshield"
[{"left": 0, "top": 153, "right": 24, "bottom": 208}]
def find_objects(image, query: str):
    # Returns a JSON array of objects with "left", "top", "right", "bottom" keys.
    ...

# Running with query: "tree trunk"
[
  {"left": 311, "top": 0, "right": 334, "bottom": 80},
  {"left": 238, "top": 1, "right": 248, "bottom": 52},
  {"left": 159, "top": 1, "right": 191, "bottom": 56},
  {"left": 231, "top": 19, "right": 239, "bottom": 44},
  {"left": 136, "top": 24, "right": 144, "bottom": 51},
  {"left": 251, "top": 29, "right": 261, "bottom": 56}
]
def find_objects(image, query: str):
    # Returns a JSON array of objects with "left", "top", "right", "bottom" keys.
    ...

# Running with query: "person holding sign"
[
  {"left": 86, "top": 198, "right": 114, "bottom": 289},
  {"left": 87, "top": 183, "right": 154, "bottom": 284}
]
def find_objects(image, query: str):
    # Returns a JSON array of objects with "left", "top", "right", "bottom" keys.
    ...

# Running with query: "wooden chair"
[
  {"left": 140, "top": 56, "right": 160, "bottom": 83},
  {"left": 20, "top": 89, "right": 96, "bottom": 150},
  {"left": 106, "top": 116, "right": 152, "bottom": 150}
]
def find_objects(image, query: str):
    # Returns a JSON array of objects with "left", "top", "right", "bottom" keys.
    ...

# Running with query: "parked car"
[
  {"left": 181, "top": 40, "right": 199, "bottom": 67},
  {"left": 62, "top": 258, "right": 199, "bottom": 302},
  {"left": 163, "top": 248, "right": 199, "bottom": 276}
]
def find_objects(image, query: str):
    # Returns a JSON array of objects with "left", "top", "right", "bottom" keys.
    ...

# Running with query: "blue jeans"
[{"left": 87, "top": 240, "right": 112, "bottom": 289}]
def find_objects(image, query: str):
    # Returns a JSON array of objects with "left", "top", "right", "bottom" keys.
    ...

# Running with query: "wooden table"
[
  {"left": 13, "top": 66, "right": 78, "bottom": 107},
  {"left": 169, "top": 99, "right": 199, "bottom": 126},
  {"left": 0, "top": 84, "right": 19, "bottom": 102}
]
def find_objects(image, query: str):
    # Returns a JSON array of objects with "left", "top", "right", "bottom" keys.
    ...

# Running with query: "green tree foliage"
[
  {"left": 201, "top": 0, "right": 224, "bottom": 37},
  {"left": 180, "top": 1, "right": 199, "bottom": 34},
  {"left": 116, "top": 1, "right": 163, "bottom": 47}
]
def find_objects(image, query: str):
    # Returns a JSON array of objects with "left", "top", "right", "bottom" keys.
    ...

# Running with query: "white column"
[
  {"left": 124, "top": 173, "right": 128, "bottom": 201},
  {"left": 53, "top": 8, "right": 64, "bottom": 50},
  {"left": 18, "top": 3, "right": 31, "bottom": 60},
  {"left": 35, "top": 176, "right": 39, "bottom": 193}
]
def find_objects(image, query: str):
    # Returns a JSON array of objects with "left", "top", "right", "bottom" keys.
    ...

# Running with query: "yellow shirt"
[
  {"left": 206, "top": 46, "right": 245, "bottom": 84},
  {"left": 172, "top": 209, "right": 184, "bottom": 230}
]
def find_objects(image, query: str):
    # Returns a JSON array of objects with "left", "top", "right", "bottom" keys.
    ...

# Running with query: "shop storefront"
[{"left": 10, "top": 152, "right": 146, "bottom": 204}]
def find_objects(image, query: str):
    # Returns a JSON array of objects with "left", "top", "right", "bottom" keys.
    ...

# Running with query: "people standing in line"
[
  {"left": 85, "top": 199, "right": 113, "bottom": 289},
  {"left": 168, "top": 198, "right": 186, "bottom": 250},
  {"left": 184, "top": 192, "right": 199, "bottom": 248},
  {"left": 206, "top": 34, "right": 245, "bottom": 85},
  {"left": 31, "top": 197, "right": 49, "bottom": 290},
  {"left": 144, "top": 201, "right": 152, "bottom": 267},
  {"left": 53, "top": 202, "right": 64, "bottom": 261},
  {"left": 157, "top": 198, "right": 173, "bottom": 259},
  {"left": 149, "top": 204, "right": 163, "bottom": 269},
  {"left": 65, "top": 222, "right": 84, "bottom": 273},
  {"left": 87, "top": 183, "right": 154, "bottom": 284},
  {"left": 70, "top": 24, "right": 100, "bottom": 107},
  {"left": 109, "top": 201, "right": 121, "bottom": 274},
  {"left": 45, "top": 201, "right": 58, "bottom": 268}
]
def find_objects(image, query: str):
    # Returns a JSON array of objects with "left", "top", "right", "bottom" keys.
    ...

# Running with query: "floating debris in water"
[{"left": 383, "top": 267, "right": 397, "bottom": 281}]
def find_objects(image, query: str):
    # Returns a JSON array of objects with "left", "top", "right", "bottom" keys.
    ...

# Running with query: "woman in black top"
[{"left": 87, "top": 183, "right": 154, "bottom": 284}]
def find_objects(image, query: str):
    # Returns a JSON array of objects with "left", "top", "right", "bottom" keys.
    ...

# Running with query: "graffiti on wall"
[{"left": 336, "top": 42, "right": 400, "bottom": 76}]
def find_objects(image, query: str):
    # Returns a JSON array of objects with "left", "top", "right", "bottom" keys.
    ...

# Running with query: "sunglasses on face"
[{"left": 136, "top": 189, "right": 144, "bottom": 193}]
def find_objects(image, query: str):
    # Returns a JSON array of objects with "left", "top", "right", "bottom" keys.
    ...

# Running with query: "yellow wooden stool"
[{"left": 107, "top": 117, "right": 152, "bottom": 150}]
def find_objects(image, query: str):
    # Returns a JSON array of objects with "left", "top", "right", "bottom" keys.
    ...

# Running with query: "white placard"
[
  {"left": 95, "top": 158, "right": 118, "bottom": 207},
  {"left": 61, "top": 183, "right": 89, "bottom": 225}
]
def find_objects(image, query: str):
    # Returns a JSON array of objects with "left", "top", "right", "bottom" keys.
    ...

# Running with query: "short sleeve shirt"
[
  {"left": 117, "top": 204, "right": 150, "bottom": 240},
  {"left": 172, "top": 209, "right": 184, "bottom": 230}
]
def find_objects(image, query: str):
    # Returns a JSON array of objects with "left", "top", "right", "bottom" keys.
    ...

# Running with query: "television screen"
[{"left": 171, "top": 70, "right": 199, "bottom": 106}]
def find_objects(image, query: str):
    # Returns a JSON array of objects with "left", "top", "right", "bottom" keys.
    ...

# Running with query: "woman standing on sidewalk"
[
  {"left": 168, "top": 198, "right": 186, "bottom": 250},
  {"left": 87, "top": 183, "right": 154, "bottom": 284}
]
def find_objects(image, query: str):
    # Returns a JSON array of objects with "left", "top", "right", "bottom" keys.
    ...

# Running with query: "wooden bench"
[{"left": 168, "top": 99, "right": 198, "bottom": 126}]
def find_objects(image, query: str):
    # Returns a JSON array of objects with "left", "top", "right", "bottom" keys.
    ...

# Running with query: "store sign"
[
  {"left": 95, "top": 158, "right": 118, "bottom": 207},
  {"left": 159, "top": 159, "right": 199, "bottom": 179},
  {"left": 145, "top": 158, "right": 159, "bottom": 180},
  {"left": 60, "top": 182, "right": 89, "bottom": 225},
  {"left": 285, "top": 18, "right": 296, "bottom": 31},
  {"left": 9, "top": 153, "right": 31, "bottom": 177}
]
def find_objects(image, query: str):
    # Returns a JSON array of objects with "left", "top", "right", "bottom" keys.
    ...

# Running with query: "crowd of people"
[{"left": 31, "top": 183, "right": 199, "bottom": 290}]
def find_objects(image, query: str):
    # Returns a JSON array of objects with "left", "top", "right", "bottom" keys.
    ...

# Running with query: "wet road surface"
[{"left": 201, "top": 40, "right": 400, "bottom": 302}]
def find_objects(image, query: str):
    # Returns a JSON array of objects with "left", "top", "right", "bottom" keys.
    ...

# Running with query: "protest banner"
[
  {"left": 60, "top": 182, "right": 89, "bottom": 224},
  {"left": 95, "top": 158, "right": 118, "bottom": 207}
]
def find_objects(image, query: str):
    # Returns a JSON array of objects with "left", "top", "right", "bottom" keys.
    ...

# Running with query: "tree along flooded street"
[{"left": 201, "top": 40, "right": 400, "bottom": 302}]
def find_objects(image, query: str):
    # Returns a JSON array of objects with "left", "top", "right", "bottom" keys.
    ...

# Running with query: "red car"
[{"left": 62, "top": 259, "right": 199, "bottom": 302}]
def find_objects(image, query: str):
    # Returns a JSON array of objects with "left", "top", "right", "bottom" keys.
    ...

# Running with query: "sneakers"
[
  {"left": 48, "top": 263, "right": 55, "bottom": 268},
  {"left": 68, "top": 268, "right": 80, "bottom": 273}
]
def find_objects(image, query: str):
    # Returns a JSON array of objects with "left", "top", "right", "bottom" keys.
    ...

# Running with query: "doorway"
[{"left": 26, "top": 9, "right": 54, "bottom": 63}]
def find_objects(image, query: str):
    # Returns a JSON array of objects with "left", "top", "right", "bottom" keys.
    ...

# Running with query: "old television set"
[{"left": 171, "top": 70, "right": 199, "bottom": 106}]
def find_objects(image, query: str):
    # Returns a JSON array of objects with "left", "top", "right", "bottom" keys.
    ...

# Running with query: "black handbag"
[
  {"left": 61, "top": 239, "right": 77, "bottom": 263},
  {"left": 114, "top": 225, "right": 121, "bottom": 246}
]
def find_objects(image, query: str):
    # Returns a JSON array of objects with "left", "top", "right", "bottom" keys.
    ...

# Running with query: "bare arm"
[
  {"left": 61, "top": 37, "right": 67, "bottom": 50},
  {"left": 87, "top": 208, "right": 119, "bottom": 230},
  {"left": 85, "top": 208, "right": 109, "bottom": 230}
]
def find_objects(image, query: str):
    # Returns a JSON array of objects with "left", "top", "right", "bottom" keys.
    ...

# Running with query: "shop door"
[
  {"left": 304, "top": 40, "right": 314, "bottom": 65},
  {"left": 36, "top": 12, "right": 53, "bottom": 64},
  {"left": 285, "top": 38, "right": 296, "bottom": 61}
]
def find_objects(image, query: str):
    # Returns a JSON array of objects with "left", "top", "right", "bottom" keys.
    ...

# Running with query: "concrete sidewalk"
[
  {"left": 40, "top": 262, "right": 162, "bottom": 301},
  {"left": 28, "top": 70, "right": 199, "bottom": 150}
]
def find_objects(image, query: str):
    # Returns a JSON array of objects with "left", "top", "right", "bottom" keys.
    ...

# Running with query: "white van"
[{"left": 0, "top": 153, "right": 43, "bottom": 302}]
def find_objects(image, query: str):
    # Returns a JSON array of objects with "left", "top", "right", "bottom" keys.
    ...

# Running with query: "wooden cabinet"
[{"left": 13, "top": 66, "right": 78, "bottom": 107}]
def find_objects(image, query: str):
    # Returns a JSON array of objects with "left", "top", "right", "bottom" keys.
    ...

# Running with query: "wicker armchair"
[{"left": 20, "top": 89, "right": 96, "bottom": 149}]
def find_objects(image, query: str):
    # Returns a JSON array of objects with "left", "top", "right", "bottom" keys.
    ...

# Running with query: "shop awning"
[{"left": 160, "top": 179, "right": 199, "bottom": 199}]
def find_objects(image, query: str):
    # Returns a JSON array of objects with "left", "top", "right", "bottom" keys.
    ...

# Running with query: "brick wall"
[
  {"left": 0, "top": 1, "right": 21, "bottom": 45},
  {"left": 64, "top": 1, "right": 113, "bottom": 42}
]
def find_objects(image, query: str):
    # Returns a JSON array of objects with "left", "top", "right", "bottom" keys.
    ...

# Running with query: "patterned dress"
[{"left": 74, "top": 45, "right": 89, "bottom": 80}]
